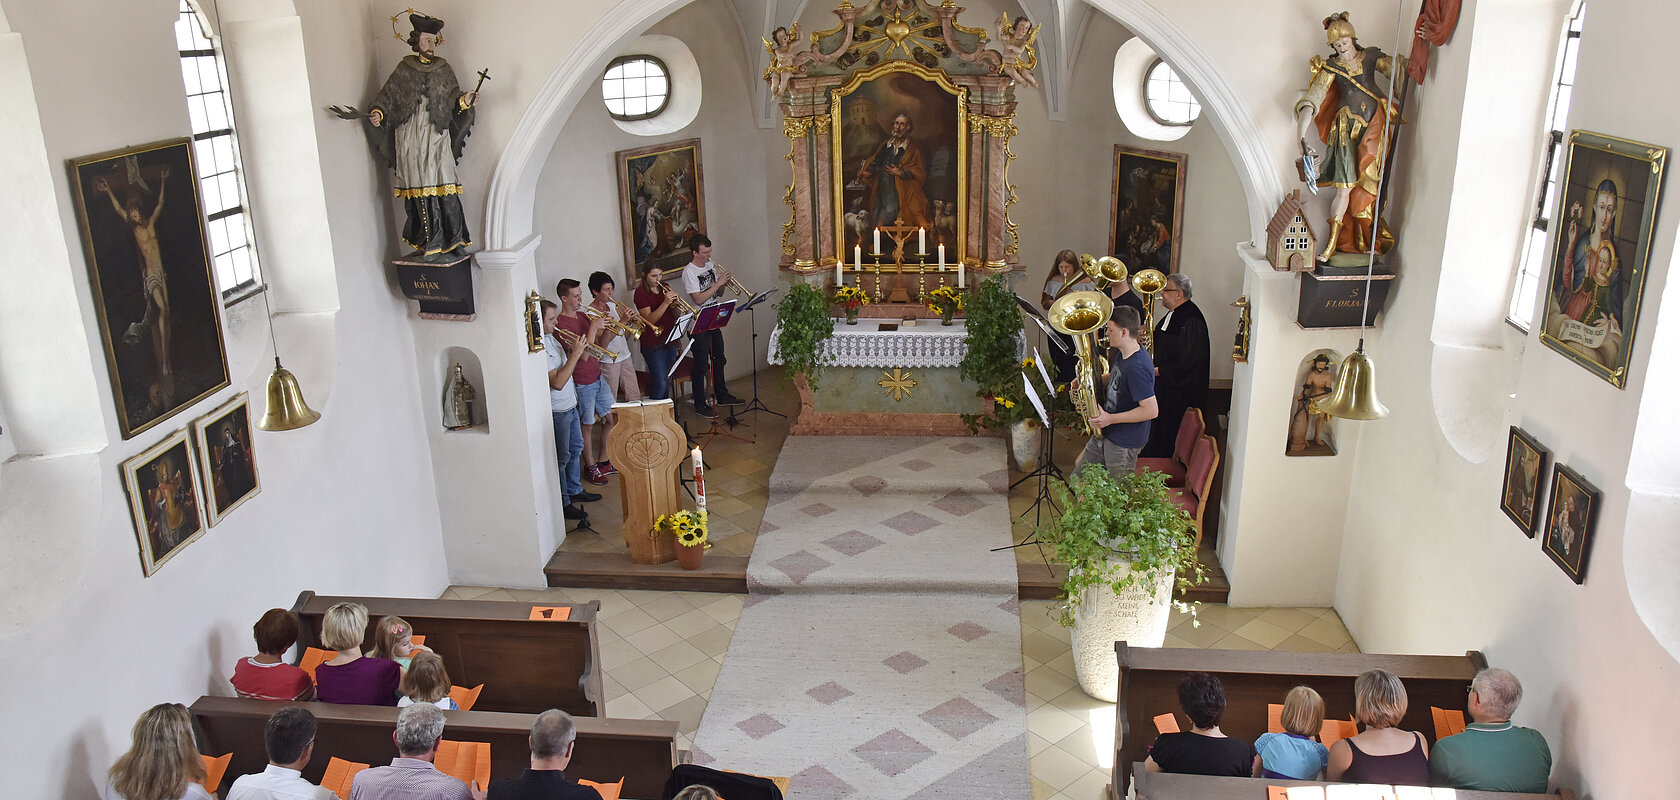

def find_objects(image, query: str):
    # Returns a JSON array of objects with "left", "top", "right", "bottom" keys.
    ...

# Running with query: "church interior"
[{"left": 4, "top": 0, "right": 1678, "bottom": 798}]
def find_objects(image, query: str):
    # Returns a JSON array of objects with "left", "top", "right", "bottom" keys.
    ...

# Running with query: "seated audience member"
[
  {"left": 232, "top": 608, "right": 315, "bottom": 701},
  {"left": 370, "top": 614, "right": 433, "bottom": 671},
  {"left": 226, "top": 708, "right": 333, "bottom": 800},
  {"left": 1143, "top": 672, "right": 1253, "bottom": 777},
  {"left": 101, "top": 703, "right": 213, "bottom": 800},
  {"left": 398, "top": 652, "right": 459, "bottom": 710},
  {"left": 670, "top": 788, "right": 721, "bottom": 800},
  {"left": 1428, "top": 668, "right": 1552, "bottom": 792},
  {"left": 315, "top": 602, "right": 401, "bottom": 706},
  {"left": 1254, "top": 685, "right": 1329, "bottom": 780},
  {"left": 486, "top": 709, "right": 601, "bottom": 800},
  {"left": 350, "top": 704, "right": 484, "bottom": 800},
  {"left": 1328, "top": 668, "right": 1429, "bottom": 785}
]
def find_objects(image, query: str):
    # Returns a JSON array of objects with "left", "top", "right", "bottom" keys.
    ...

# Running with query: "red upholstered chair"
[
  {"left": 1137, "top": 408, "right": 1204, "bottom": 487},
  {"left": 1168, "top": 434, "right": 1220, "bottom": 548}
]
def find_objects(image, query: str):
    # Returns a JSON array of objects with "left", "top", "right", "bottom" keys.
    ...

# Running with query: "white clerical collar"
[{"left": 1159, "top": 307, "right": 1176, "bottom": 330}]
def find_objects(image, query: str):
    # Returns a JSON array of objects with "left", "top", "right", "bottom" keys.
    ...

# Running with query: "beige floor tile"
[
  {"left": 1274, "top": 633, "right": 1335, "bottom": 653},
  {"left": 1030, "top": 776, "right": 1058, "bottom": 800},
  {"left": 633, "top": 674, "right": 698, "bottom": 712},
  {"left": 474, "top": 589, "right": 516, "bottom": 601},
  {"left": 1027, "top": 732, "right": 1053, "bottom": 758},
  {"left": 601, "top": 673, "right": 628, "bottom": 702},
  {"left": 1337, "top": 640, "right": 1363, "bottom": 654},
  {"left": 611, "top": 656, "right": 669, "bottom": 692},
  {"left": 1041, "top": 649, "right": 1078, "bottom": 679},
  {"left": 636, "top": 592, "right": 699, "bottom": 622},
  {"left": 1162, "top": 633, "right": 1199, "bottom": 649},
  {"left": 1170, "top": 618, "right": 1230, "bottom": 648},
  {"left": 451, "top": 586, "right": 500, "bottom": 600},
  {"left": 666, "top": 608, "right": 716, "bottom": 633},
  {"left": 1023, "top": 630, "right": 1069, "bottom": 665},
  {"left": 671, "top": 657, "right": 723, "bottom": 694},
  {"left": 1062, "top": 766, "right": 1113, "bottom": 799},
  {"left": 684, "top": 623, "right": 735, "bottom": 659},
  {"left": 1256, "top": 607, "right": 1323, "bottom": 634},
  {"left": 1298, "top": 613, "right": 1353, "bottom": 649},
  {"left": 1188, "top": 603, "right": 1258, "bottom": 630},
  {"left": 1232, "top": 617, "right": 1293, "bottom": 649},
  {"left": 599, "top": 638, "right": 641, "bottom": 671},
  {"left": 1048, "top": 684, "right": 1111, "bottom": 717},
  {"left": 1027, "top": 663, "right": 1078, "bottom": 701},
  {"left": 698, "top": 594, "right": 744, "bottom": 623},
  {"left": 606, "top": 692, "right": 657, "bottom": 720},
  {"left": 1210, "top": 633, "right": 1269, "bottom": 651},
  {"left": 648, "top": 640, "right": 710, "bottom": 673},
  {"left": 658, "top": 694, "right": 710, "bottom": 735},
  {"left": 437, "top": 587, "right": 461, "bottom": 599},
  {"left": 1053, "top": 724, "right": 1108, "bottom": 770},
  {"left": 1030, "top": 742, "right": 1094, "bottom": 790},
  {"left": 625, "top": 622, "right": 684, "bottom": 656},
  {"left": 1028, "top": 703, "right": 1086, "bottom": 744},
  {"left": 601, "top": 607, "right": 659, "bottom": 638}
]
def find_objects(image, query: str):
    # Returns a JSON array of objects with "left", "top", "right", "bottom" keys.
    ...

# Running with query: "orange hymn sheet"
[
  {"left": 529, "top": 606, "right": 572, "bottom": 620},
  {"left": 1153, "top": 713, "right": 1181, "bottom": 734},
  {"left": 1431, "top": 706, "right": 1467, "bottom": 740}
]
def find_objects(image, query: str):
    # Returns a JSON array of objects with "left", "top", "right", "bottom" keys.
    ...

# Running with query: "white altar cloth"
[{"left": 769, "top": 318, "right": 968, "bottom": 368}]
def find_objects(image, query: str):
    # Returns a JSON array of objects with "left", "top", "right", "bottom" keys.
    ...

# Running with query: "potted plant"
[
  {"left": 960, "top": 355, "right": 1077, "bottom": 470},
  {"left": 774, "top": 283, "right": 836, "bottom": 390},
  {"left": 653, "top": 509, "right": 709, "bottom": 570},
  {"left": 1036, "top": 465, "right": 1203, "bottom": 702},
  {"left": 925, "top": 285, "right": 964, "bottom": 325},
  {"left": 832, "top": 285, "right": 870, "bottom": 324}
]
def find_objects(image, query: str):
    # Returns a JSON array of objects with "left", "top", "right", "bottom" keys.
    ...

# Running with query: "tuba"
[
  {"left": 1047, "top": 290, "right": 1115, "bottom": 436},
  {"left": 1058, "top": 254, "right": 1129, "bottom": 299},
  {"left": 1130, "top": 268, "right": 1168, "bottom": 351}
]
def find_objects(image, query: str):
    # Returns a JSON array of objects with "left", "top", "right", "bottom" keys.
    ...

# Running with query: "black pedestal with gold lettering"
[
  {"left": 394, "top": 253, "right": 474, "bottom": 320},
  {"left": 1297, "top": 263, "right": 1397, "bottom": 329}
]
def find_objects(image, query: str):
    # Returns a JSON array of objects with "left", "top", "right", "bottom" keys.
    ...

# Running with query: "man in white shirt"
[
  {"left": 543, "top": 299, "right": 597, "bottom": 522},
  {"left": 681, "top": 233, "right": 745, "bottom": 417},
  {"left": 226, "top": 708, "right": 333, "bottom": 800}
]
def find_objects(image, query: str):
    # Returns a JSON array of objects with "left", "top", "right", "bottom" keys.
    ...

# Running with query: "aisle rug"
[{"left": 692, "top": 437, "right": 1028, "bottom": 799}]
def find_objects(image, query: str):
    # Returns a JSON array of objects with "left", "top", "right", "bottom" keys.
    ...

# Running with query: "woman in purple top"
[
  {"left": 313, "top": 602, "right": 401, "bottom": 706},
  {"left": 1327, "top": 668, "right": 1430, "bottom": 785}
]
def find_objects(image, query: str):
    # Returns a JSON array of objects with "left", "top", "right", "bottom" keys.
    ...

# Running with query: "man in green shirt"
[{"left": 1428, "top": 668, "right": 1552, "bottom": 792}]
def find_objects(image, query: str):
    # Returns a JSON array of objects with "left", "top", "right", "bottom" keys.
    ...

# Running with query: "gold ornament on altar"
[{"left": 879, "top": 368, "right": 917, "bottom": 401}]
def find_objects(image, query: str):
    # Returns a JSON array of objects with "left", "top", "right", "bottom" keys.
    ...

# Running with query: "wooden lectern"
[{"left": 604, "top": 400, "right": 685, "bottom": 564}]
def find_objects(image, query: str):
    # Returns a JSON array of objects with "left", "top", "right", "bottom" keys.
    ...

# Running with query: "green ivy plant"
[
  {"left": 773, "top": 283, "right": 836, "bottom": 391},
  {"left": 1036, "top": 465, "right": 1204, "bottom": 627},
  {"left": 958, "top": 276, "right": 1023, "bottom": 401}
]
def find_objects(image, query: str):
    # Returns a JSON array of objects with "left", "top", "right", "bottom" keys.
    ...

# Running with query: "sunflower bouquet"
[
  {"left": 832, "top": 285, "right": 870, "bottom": 312},
  {"left": 653, "top": 509, "right": 709, "bottom": 548},
  {"left": 925, "top": 285, "right": 965, "bottom": 316},
  {"left": 962, "top": 356, "right": 1081, "bottom": 432}
]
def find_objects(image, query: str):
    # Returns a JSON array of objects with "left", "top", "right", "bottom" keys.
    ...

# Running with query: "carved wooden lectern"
[{"left": 604, "top": 400, "right": 686, "bottom": 564}]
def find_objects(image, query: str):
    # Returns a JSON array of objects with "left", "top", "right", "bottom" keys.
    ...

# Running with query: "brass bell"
[
  {"left": 1319, "top": 348, "right": 1388, "bottom": 420},
  {"left": 258, "top": 357, "right": 322, "bottom": 431}
]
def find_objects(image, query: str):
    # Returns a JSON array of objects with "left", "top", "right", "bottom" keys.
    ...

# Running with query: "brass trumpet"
[
  {"left": 620, "top": 304, "right": 662, "bottom": 336},
  {"left": 1131, "top": 268, "right": 1168, "bottom": 351},
  {"left": 1058, "top": 254, "right": 1129, "bottom": 299},
  {"left": 583, "top": 304, "right": 639, "bottom": 338},
  {"left": 711, "top": 262, "right": 755, "bottom": 298},
  {"left": 662, "top": 282, "right": 697, "bottom": 316},
  {"left": 553, "top": 327, "right": 615, "bottom": 361},
  {"left": 1047, "top": 289, "right": 1115, "bottom": 437}
]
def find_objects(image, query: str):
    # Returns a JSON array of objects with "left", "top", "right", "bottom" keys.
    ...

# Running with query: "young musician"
[{"left": 681, "top": 234, "right": 745, "bottom": 416}]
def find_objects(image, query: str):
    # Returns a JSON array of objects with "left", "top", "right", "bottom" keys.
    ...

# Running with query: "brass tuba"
[
  {"left": 1057, "top": 254, "right": 1130, "bottom": 299},
  {"left": 1047, "top": 290, "right": 1115, "bottom": 436},
  {"left": 1130, "top": 268, "right": 1168, "bottom": 351}
]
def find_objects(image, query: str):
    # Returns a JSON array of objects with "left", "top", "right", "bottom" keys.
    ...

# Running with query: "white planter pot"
[
  {"left": 1069, "top": 560, "right": 1175, "bottom": 702},
  {"left": 1010, "top": 419, "right": 1042, "bottom": 472}
]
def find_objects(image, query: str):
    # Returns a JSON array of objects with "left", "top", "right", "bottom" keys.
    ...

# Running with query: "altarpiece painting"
[{"left": 616, "top": 138, "right": 707, "bottom": 282}]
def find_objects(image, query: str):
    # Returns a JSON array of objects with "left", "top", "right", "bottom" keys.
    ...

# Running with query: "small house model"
[{"left": 1266, "top": 189, "right": 1317, "bottom": 271}]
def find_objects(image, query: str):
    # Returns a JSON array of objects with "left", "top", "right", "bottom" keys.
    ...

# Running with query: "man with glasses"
[
  {"left": 1428, "top": 668, "right": 1552, "bottom": 792},
  {"left": 1142, "top": 273, "right": 1210, "bottom": 458}
]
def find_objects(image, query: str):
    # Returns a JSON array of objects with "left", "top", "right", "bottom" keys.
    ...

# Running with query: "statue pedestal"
[
  {"left": 604, "top": 399, "right": 685, "bottom": 564},
  {"left": 393, "top": 252, "right": 475, "bottom": 320}
]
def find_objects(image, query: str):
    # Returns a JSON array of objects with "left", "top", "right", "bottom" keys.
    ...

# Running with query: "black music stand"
[
  {"left": 994, "top": 377, "right": 1066, "bottom": 553},
  {"left": 734, "top": 288, "right": 784, "bottom": 422},
  {"left": 689, "top": 300, "right": 750, "bottom": 445}
]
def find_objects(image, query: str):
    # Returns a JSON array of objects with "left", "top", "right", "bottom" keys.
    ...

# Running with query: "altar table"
[{"left": 770, "top": 318, "right": 988, "bottom": 436}]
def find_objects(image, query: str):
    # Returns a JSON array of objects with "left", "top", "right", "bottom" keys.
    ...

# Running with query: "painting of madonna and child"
[
  {"left": 837, "top": 70, "right": 962, "bottom": 256},
  {"left": 1539, "top": 130, "right": 1667, "bottom": 388}
]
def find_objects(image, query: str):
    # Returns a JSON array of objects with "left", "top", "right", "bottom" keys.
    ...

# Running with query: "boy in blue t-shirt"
[{"left": 1077, "top": 304, "right": 1158, "bottom": 479}]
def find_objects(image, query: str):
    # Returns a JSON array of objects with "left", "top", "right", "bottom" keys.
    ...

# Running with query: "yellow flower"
[
  {"left": 1022, "top": 358, "right": 1035, "bottom": 369},
  {"left": 999, "top": 398, "right": 1015, "bottom": 408}
]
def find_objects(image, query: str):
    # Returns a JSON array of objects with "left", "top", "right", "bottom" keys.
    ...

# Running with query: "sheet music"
[
  {"left": 740, "top": 288, "right": 779, "bottom": 312},
  {"left": 1031, "top": 346, "right": 1055, "bottom": 389},
  {"left": 1021, "top": 372, "right": 1050, "bottom": 428},
  {"left": 666, "top": 312, "right": 694, "bottom": 344},
  {"left": 670, "top": 336, "right": 697, "bottom": 378}
]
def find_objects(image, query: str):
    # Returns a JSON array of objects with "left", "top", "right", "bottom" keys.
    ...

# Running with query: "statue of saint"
[{"left": 1294, "top": 13, "right": 1403, "bottom": 263}]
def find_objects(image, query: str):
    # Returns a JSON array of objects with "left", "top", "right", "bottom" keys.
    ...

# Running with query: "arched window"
[
  {"left": 176, "top": 0, "right": 262, "bottom": 304},
  {"left": 601, "top": 55, "right": 672, "bottom": 121},
  {"left": 1142, "top": 59, "right": 1201, "bottom": 126},
  {"left": 1508, "top": 0, "right": 1586, "bottom": 330}
]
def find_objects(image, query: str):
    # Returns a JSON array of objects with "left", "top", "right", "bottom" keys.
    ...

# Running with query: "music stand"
[
  {"left": 735, "top": 287, "right": 784, "bottom": 422},
  {"left": 690, "top": 300, "right": 750, "bottom": 445},
  {"left": 993, "top": 373, "right": 1065, "bottom": 553}
]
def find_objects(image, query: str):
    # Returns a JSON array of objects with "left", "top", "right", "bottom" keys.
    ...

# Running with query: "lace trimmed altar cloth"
[{"left": 769, "top": 318, "right": 968, "bottom": 368}]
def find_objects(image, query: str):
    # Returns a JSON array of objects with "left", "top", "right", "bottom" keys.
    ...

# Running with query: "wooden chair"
[
  {"left": 1167, "top": 434, "right": 1218, "bottom": 548},
  {"left": 1137, "top": 408, "right": 1204, "bottom": 487}
]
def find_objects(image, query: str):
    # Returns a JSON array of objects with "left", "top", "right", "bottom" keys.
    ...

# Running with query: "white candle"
[
  {"left": 957, "top": 262, "right": 966, "bottom": 288},
  {"left": 938, "top": 244, "right": 945, "bottom": 271},
  {"left": 692, "top": 446, "right": 706, "bottom": 512},
  {"left": 854, "top": 245, "right": 862, "bottom": 271},
  {"left": 873, "top": 228, "right": 881, "bottom": 254},
  {"left": 918, "top": 227, "right": 926, "bottom": 253},
  {"left": 835, "top": 260, "right": 844, "bottom": 286}
]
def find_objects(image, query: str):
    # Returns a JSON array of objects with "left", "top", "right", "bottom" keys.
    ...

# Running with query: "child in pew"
[
  {"left": 370, "top": 614, "right": 434, "bottom": 671},
  {"left": 1253, "top": 685, "right": 1330, "bottom": 780},
  {"left": 314, "top": 602, "right": 401, "bottom": 706},
  {"left": 102, "top": 703, "right": 213, "bottom": 800},
  {"left": 397, "top": 651, "right": 459, "bottom": 710},
  {"left": 231, "top": 608, "right": 315, "bottom": 701}
]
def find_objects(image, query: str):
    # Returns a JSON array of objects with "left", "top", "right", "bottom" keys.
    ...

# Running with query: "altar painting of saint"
[
  {"left": 1109, "top": 146, "right": 1187, "bottom": 276},
  {"left": 122, "top": 429, "right": 208, "bottom": 577},
  {"left": 615, "top": 139, "right": 707, "bottom": 279},
  {"left": 835, "top": 67, "right": 963, "bottom": 255},
  {"left": 1539, "top": 131, "right": 1666, "bottom": 388}
]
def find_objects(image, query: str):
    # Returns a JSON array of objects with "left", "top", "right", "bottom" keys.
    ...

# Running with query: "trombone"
[
  {"left": 583, "top": 304, "right": 640, "bottom": 338},
  {"left": 552, "top": 327, "right": 615, "bottom": 361}
]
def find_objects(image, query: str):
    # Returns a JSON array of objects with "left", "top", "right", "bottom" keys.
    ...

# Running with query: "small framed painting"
[
  {"left": 121, "top": 428, "right": 208, "bottom": 576},
  {"left": 1542, "top": 464, "right": 1600, "bottom": 584},
  {"left": 1499, "top": 427, "right": 1550, "bottom": 537},
  {"left": 193, "top": 393, "right": 260, "bottom": 526}
]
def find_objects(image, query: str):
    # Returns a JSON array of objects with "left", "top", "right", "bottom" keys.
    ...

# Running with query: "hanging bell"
[
  {"left": 1319, "top": 348, "right": 1388, "bottom": 420},
  {"left": 258, "top": 357, "right": 322, "bottom": 431}
]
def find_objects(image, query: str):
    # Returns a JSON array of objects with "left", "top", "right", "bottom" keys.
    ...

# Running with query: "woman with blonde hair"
[
  {"left": 102, "top": 703, "right": 212, "bottom": 800},
  {"left": 397, "top": 651, "right": 459, "bottom": 710},
  {"left": 1041, "top": 249, "right": 1089, "bottom": 383},
  {"left": 1327, "top": 668, "right": 1429, "bottom": 784},
  {"left": 314, "top": 602, "right": 400, "bottom": 706}
]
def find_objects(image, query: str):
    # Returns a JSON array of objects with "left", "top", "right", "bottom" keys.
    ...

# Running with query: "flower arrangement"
[
  {"left": 832, "top": 285, "right": 870, "bottom": 312},
  {"left": 962, "top": 356, "right": 1081, "bottom": 432},
  {"left": 925, "top": 285, "right": 965, "bottom": 315},
  {"left": 653, "top": 509, "right": 709, "bottom": 548}
]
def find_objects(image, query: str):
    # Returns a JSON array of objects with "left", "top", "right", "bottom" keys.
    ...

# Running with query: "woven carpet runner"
[{"left": 692, "top": 436, "right": 1029, "bottom": 799}]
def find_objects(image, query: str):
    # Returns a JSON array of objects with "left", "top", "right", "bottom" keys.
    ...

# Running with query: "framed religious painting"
[
  {"left": 831, "top": 62, "right": 968, "bottom": 261},
  {"left": 1538, "top": 130, "right": 1667, "bottom": 388},
  {"left": 1499, "top": 426, "right": 1550, "bottom": 537},
  {"left": 69, "top": 138, "right": 230, "bottom": 440},
  {"left": 1110, "top": 145, "right": 1187, "bottom": 275},
  {"left": 1541, "top": 464, "right": 1600, "bottom": 584},
  {"left": 192, "top": 393, "right": 260, "bottom": 526},
  {"left": 121, "top": 428, "right": 208, "bottom": 577},
  {"left": 616, "top": 138, "right": 707, "bottom": 282}
]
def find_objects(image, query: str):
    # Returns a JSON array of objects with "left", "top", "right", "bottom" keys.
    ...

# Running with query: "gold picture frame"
[
  {"left": 1110, "top": 145, "right": 1188, "bottom": 276},
  {"left": 192, "top": 392, "right": 260, "bottom": 526},
  {"left": 121, "top": 427, "right": 208, "bottom": 576},
  {"left": 616, "top": 138, "right": 707, "bottom": 284}
]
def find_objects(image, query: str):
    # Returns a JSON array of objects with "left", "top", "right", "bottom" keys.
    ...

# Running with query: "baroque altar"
[
  {"left": 769, "top": 0, "right": 1034, "bottom": 306},
  {"left": 770, "top": 318, "right": 986, "bottom": 435}
]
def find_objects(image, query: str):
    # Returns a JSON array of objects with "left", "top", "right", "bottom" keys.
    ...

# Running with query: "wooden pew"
[
  {"left": 290, "top": 591, "right": 603, "bottom": 717},
  {"left": 1112, "top": 643, "right": 1488, "bottom": 798},
  {"left": 1130, "top": 763, "right": 1572, "bottom": 800},
  {"left": 190, "top": 696, "right": 676, "bottom": 800}
]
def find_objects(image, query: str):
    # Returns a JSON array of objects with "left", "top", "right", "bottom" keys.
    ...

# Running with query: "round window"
[
  {"left": 601, "top": 55, "right": 671, "bottom": 121},
  {"left": 1143, "top": 59, "right": 1201, "bottom": 126}
]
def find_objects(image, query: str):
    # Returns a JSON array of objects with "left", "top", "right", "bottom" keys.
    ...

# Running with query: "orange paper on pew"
[
  {"left": 529, "top": 606, "right": 572, "bottom": 620},
  {"left": 1319, "top": 718, "right": 1359, "bottom": 749},
  {"left": 1153, "top": 713, "right": 1180, "bottom": 734},
  {"left": 299, "top": 647, "right": 336, "bottom": 681},
  {"left": 199, "top": 752, "right": 231, "bottom": 793},
  {"left": 449, "top": 683, "right": 484, "bottom": 711},
  {"left": 1268, "top": 703, "right": 1285, "bottom": 733},
  {"left": 1268, "top": 786, "right": 1291, "bottom": 800},
  {"left": 1430, "top": 706, "right": 1466, "bottom": 740},
  {"left": 579, "top": 778, "right": 624, "bottom": 800},
  {"left": 321, "top": 756, "right": 369, "bottom": 800},
  {"left": 434, "top": 740, "right": 492, "bottom": 789},
  {"left": 410, "top": 634, "right": 426, "bottom": 647}
]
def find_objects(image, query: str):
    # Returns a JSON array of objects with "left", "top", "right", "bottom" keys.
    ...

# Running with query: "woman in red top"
[
  {"left": 633, "top": 266, "right": 682, "bottom": 400},
  {"left": 230, "top": 608, "right": 315, "bottom": 701}
]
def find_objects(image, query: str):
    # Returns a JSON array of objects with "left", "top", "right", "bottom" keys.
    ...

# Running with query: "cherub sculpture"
[
  {"left": 762, "top": 23, "right": 812, "bottom": 98},
  {"left": 996, "top": 14, "right": 1040, "bottom": 88}
]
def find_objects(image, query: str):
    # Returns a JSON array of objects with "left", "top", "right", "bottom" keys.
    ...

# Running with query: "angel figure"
[
  {"left": 762, "top": 23, "right": 811, "bottom": 98},
  {"left": 996, "top": 14, "right": 1040, "bottom": 88}
]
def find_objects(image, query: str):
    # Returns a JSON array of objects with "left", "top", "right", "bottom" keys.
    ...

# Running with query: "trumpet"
[
  {"left": 553, "top": 327, "right": 615, "bottom": 361},
  {"left": 583, "top": 304, "right": 639, "bottom": 338},
  {"left": 662, "top": 282, "right": 698, "bottom": 316},
  {"left": 711, "top": 262, "right": 755, "bottom": 298},
  {"left": 620, "top": 304, "right": 662, "bottom": 336}
]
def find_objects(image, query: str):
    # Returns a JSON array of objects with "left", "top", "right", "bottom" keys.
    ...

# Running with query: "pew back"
[
  {"left": 1112, "top": 644, "right": 1488, "bottom": 797},
  {"left": 189, "top": 696, "right": 677, "bottom": 800},
  {"left": 291, "top": 591, "right": 603, "bottom": 716},
  {"left": 1131, "top": 763, "right": 1565, "bottom": 800}
]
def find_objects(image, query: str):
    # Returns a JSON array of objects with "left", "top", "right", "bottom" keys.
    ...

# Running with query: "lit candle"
[
  {"left": 957, "top": 262, "right": 966, "bottom": 288},
  {"left": 854, "top": 244, "right": 862, "bottom": 271},
  {"left": 938, "top": 244, "right": 945, "bottom": 271},
  {"left": 873, "top": 228, "right": 881, "bottom": 254},
  {"left": 692, "top": 446, "right": 706, "bottom": 512},
  {"left": 918, "top": 227, "right": 926, "bottom": 253},
  {"left": 835, "top": 260, "right": 844, "bottom": 286}
]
